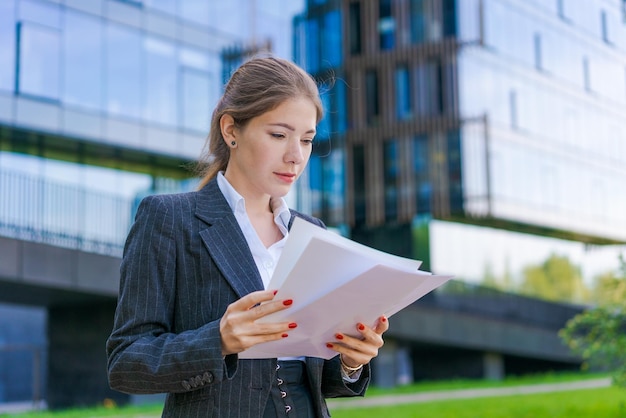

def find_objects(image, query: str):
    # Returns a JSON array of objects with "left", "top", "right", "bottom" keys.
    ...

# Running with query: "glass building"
[
  {"left": 0, "top": 0, "right": 304, "bottom": 407},
  {"left": 295, "top": 0, "right": 626, "bottom": 275}
]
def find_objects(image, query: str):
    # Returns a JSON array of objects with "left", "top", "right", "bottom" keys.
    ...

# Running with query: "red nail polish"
[
  {"left": 282, "top": 333, "right": 288, "bottom": 338},
  {"left": 326, "top": 343, "right": 333, "bottom": 348},
  {"left": 289, "top": 323, "right": 297, "bottom": 329},
  {"left": 358, "top": 324, "right": 365, "bottom": 331},
  {"left": 273, "top": 290, "right": 278, "bottom": 295},
  {"left": 381, "top": 316, "right": 387, "bottom": 322},
  {"left": 335, "top": 333, "right": 344, "bottom": 340},
  {"left": 283, "top": 299, "right": 293, "bottom": 306}
]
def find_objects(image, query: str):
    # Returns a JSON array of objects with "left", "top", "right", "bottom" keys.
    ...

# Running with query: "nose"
[{"left": 285, "top": 139, "right": 305, "bottom": 165}]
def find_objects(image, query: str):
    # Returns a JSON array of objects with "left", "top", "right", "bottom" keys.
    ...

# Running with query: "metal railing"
[{"left": 0, "top": 170, "right": 133, "bottom": 257}]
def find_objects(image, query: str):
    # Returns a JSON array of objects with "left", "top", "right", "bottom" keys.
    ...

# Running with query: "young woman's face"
[{"left": 223, "top": 96, "right": 317, "bottom": 200}]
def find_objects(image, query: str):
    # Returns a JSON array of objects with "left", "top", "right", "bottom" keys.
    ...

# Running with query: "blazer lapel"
[{"left": 195, "top": 178, "right": 264, "bottom": 298}]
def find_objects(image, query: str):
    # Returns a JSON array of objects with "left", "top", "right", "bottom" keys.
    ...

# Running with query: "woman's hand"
[
  {"left": 326, "top": 316, "right": 389, "bottom": 370},
  {"left": 220, "top": 290, "right": 296, "bottom": 356}
]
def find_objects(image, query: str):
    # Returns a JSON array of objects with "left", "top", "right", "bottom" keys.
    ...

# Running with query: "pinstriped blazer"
[{"left": 106, "top": 178, "right": 370, "bottom": 417}]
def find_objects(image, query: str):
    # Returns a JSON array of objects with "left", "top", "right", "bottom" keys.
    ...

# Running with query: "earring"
[{"left": 231, "top": 141, "right": 236, "bottom": 146}]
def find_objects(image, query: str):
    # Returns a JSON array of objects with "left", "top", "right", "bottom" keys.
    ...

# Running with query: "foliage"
[
  {"left": 560, "top": 254, "right": 626, "bottom": 387},
  {"left": 519, "top": 253, "right": 589, "bottom": 303}
]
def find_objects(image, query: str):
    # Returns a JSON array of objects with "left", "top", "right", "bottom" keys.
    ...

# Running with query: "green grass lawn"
[{"left": 1, "top": 372, "right": 623, "bottom": 418}]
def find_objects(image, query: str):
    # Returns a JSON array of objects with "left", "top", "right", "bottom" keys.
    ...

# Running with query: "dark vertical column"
[{"left": 47, "top": 301, "right": 128, "bottom": 409}]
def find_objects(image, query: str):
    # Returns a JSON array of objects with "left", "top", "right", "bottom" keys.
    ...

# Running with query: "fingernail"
[
  {"left": 335, "top": 333, "right": 344, "bottom": 340},
  {"left": 289, "top": 323, "right": 298, "bottom": 329},
  {"left": 358, "top": 323, "right": 365, "bottom": 331},
  {"left": 273, "top": 290, "right": 278, "bottom": 295},
  {"left": 381, "top": 316, "right": 387, "bottom": 322},
  {"left": 283, "top": 299, "right": 293, "bottom": 306},
  {"left": 282, "top": 333, "right": 288, "bottom": 338},
  {"left": 326, "top": 343, "right": 333, "bottom": 348}
]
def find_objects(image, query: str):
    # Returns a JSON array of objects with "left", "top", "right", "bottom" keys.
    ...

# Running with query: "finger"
[
  {"left": 228, "top": 290, "right": 277, "bottom": 312},
  {"left": 374, "top": 316, "right": 389, "bottom": 334},
  {"left": 249, "top": 297, "right": 294, "bottom": 320}
]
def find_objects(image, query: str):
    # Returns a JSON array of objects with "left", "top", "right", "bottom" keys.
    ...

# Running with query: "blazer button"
[
  {"left": 202, "top": 372, "right": 214, "bottom": 384},
  {"left": 181, "top": 380, "right": 191, "bottom": 390}
]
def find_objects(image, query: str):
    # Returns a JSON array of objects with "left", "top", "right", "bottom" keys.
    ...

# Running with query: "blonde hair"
[{"left": 196, "top": 56, "right": 324, "bottom": 188}]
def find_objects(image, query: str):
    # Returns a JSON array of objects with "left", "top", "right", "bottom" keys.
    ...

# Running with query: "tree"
[
  {"left": 519, "top": 253, "right": 589, "bottom": 303},
  {"left": 560, "top": 254, "right": 626, "bottom": 387}
]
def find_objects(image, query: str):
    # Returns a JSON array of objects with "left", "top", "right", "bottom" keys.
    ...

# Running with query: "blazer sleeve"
[{"left": 106, "top": 194, "right": 236, "bottom": 395}]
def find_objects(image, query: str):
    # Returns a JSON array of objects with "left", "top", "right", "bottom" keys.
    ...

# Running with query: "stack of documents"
[{"left": 240, "top": 217, "right": 452, "bottom": 359}]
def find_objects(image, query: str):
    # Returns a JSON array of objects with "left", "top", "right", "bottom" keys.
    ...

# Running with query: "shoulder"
[
  {"left": 135, "top": 190, "right": 201, "bottom": 220},
  {"left": 288, "top": 209, "right": 327, "bottom": 230}
]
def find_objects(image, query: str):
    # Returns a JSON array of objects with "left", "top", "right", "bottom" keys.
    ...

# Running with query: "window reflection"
[
  {"left": 144, "top": 37, "right": 177, "bottom": 125},
  {"left": 106, "top": 24, "right": 142, "bottom": 118},
  {"left": 181, "top": 69, "right": 211, "bottom": 132},
  {"left": 383, "top": 140, "right": 399, "bottom": 221},
  {"left": 64, "top": 11, "right": 102, "bottom": 109},
  {"left": 395, "top": 66, "right": 412, "bottom": 120},
  {"left": 17, "top": 22, "right": 61, "bottom": 100},
  {"left": 0, "top": 0, "right": 15, "bottom": 92}
]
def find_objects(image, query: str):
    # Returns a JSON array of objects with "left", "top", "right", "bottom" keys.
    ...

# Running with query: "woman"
[{"left": 106, "top": 56, "right": 388, "bottom": 417}]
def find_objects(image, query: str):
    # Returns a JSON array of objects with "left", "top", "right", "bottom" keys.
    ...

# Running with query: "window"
[
  {"left": 0, "top": 0, "right": 15, "bottom": 92},
  {"left": 352, "top": 144, "right": 366, "bottom": 225},
  {"left": 180, "top": 69, "right": 210, "bottom": 132},
  {"left": 145, "top": 0, "right": 176, "bottom": 15},
  {"left": 64, "top": 11, "right": 102, "bottom": 109},
  {"left": 534, "top": 33, "right": 542, "bottom": 70},
  {"left": 106, "top": 24, "right": 142, "bottom": 118},
  {"left": 321, "top": 11, "right": 342, "bottom": 68},
  {"left": 379, "top": 0, "right": 395, "bottom": 50},
  {"left": 144, "top": 37, "right": 177, "bottom": 125},
  {"left": 509, "top": 90, "right": 518, "bottom": 129},
  {"left": 179, "top": 0, "right": 210, "bottom": 26},
  {"left": 413, "top": 135, "right": 431, "bottom": 214},
  {"left": 442, "top": 0, "right": 456, "bottom": 37},
  {"left": 409, "top": 0, "right": 427, "bottom": 43},
  {"left": 17, "top": 22, "right": 61, "bottom": 100},
  {"left": 365, "top": 70, "right": 380, "bottom": 125},
  {"left": 349, "top": 2, "right": 362, "bottom": 55},
  {"left": 306, "top": 18, "right": 320, "bottom": 73},
  {"left": 583, "top": 56, "right": 591, "bottom": 92},
  {"left": 600, "top": 10, "right": 611, "bottom": 44},
  {"left": 415, "top": 60, "right": 442, "bottom": 116},
  {"left": 395, "top": 66, "right": 412, "bottom": 120},
  {"left": 383, "top": 140, "right": 399, "bottom": 221}
]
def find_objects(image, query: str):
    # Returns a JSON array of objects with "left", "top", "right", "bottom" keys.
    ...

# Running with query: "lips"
[{"left": 275, "top": 172, "right": 296, "bottom": 183}]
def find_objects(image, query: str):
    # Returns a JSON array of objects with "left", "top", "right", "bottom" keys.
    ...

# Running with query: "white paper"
[{"left": 239, "top": 217, "right": 452, "bottom": 359}]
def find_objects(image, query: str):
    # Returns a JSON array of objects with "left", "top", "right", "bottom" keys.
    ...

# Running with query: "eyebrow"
[{"left": 268, "top": 123, "right": 316, "bottom": 135}]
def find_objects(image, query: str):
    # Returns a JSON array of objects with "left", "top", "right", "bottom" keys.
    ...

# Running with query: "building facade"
[
  {"left": 0, "top": 0, "right": 303, "bottom": 407},
  {"left": 296, "top": 0, "right": 626, "bottom": 265},
  {"left": 295, "top": 0, "right": 626, "bottom": 383}
]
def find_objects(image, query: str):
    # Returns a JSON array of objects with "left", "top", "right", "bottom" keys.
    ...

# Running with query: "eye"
[
  {"left": 271, "top": 132, "right": 286, "bottom": 139},
  {"left": 301, "top": 138, "right": 314, "bottom": 145}
]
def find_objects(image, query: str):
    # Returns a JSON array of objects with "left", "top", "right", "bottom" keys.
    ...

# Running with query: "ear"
[{"left": 220, "top": 114, "right": 237, "bottom": 146}]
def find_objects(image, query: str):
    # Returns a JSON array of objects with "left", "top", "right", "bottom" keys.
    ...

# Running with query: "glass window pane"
[
  {"left": 145, "top": 0, "right": 177, "bottom": 15},
  {"left": 413, "top": 134, "right": 431, "bottom": 213},
  {"left": 384, "top": 140, "right": 398, "bottom": 221},
  {"left": 144, "top": 37, "right": 177, "bottom": 125},
  {"left": 17, "top": 22, "right": 61, "bottom": 100},
  {"left": 181, "top": 68, "right": 211, "bottom": 132},
  {"left": 395, "top": 66, "right": 412, "bottom": 120},
  {"left": 352, "top": 144, "right": 366, "bottom": 225},
  {"left": 0, "top": 0, "right": 15, "bottom": 92},
  {"left": 349, "top": 2, "right": 361, "bottom": 55},
  {"left": 106, "top": 24, "right": 142, "bottom": 118},
  {"left": 379, "top": 0, "right": 395, "bottom": 50},
  {"left": 19, "top": 0, "right": 61, "bottom": 29},
  {"left": 179, "top": 0, "right": 209, "bottom": 26},
  {"left": 321, "top": 10, "right": 342, "bottom": 68},
  {"left": 63, "top": 11, "right": 102, "bottom": 109},
  {"left": 365, "top": 70, "right": 379, "bottom": 125},
  {"left": 306, "top": 18, "right": 320, "bottom": 73}
]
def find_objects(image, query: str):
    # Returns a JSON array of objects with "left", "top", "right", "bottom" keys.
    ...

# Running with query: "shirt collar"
[{"left": 217, "top": 172, "right": 291, "bottom": 230}]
